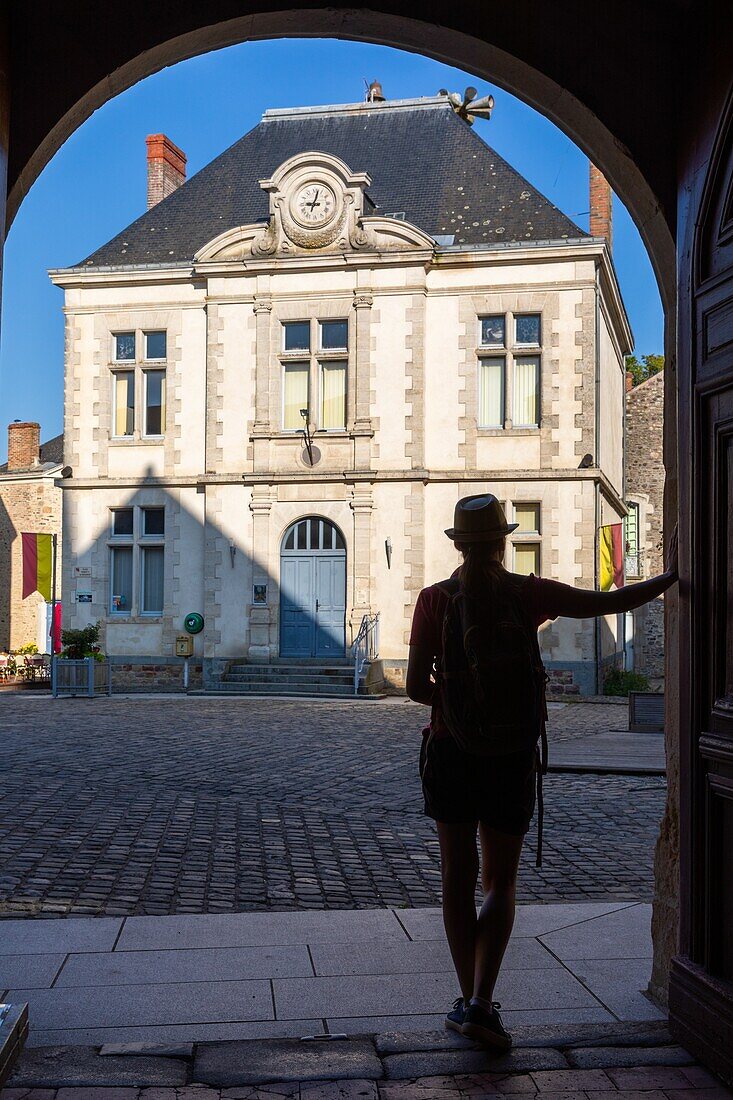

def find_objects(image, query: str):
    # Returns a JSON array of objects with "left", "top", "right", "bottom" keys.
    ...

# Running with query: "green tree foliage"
[
  {"left": 626, "top": 353, "right": 664, "bottom": 387},
  {"left": 60, "top": 621, "right": 103, "bottom": 660}
]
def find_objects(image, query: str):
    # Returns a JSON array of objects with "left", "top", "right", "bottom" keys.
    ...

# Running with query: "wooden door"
[{"left": 669, "top": 80, "right": 733, "bottom": 1081}]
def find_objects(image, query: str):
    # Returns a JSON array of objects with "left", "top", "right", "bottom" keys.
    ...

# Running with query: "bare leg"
[
  {"left": 472, "top": 823, "right": 524, "bottom": 1002},
  {"left": 436, "top": 820, "right": 480, "bottom": 1002}
]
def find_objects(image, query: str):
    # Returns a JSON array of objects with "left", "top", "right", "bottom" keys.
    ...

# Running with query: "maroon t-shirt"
[{"left": 409, "top": 572, "right": 565, "bottom": 739}]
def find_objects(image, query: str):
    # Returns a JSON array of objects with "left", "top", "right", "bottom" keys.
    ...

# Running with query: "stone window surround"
[
  {"left": 278, "top": 315, "right": 350, "bottom": 434},
  {"left": 109, "top": 325, "right": 169, "bottom": 443},
  {"left": 107, "top": 503, "right": 166, "bottom": 620},
  {"left": 477, "top": 309, "right": 543, "bottom": 431}
]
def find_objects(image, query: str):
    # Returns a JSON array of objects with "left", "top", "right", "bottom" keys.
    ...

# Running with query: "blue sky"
[{"left": 0, "top": 38, "right": 663, "bottom": 458}]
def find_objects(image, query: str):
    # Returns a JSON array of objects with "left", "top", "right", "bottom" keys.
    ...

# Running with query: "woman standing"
[{"left": 406, "top": 493, "right": 678, "bottom": 1049}]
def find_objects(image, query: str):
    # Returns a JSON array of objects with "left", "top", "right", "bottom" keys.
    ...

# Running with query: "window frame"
[
  {"left": 111, "top": 369, "right": 135, "bottom": 438},
  {"left": 512, "top": 354, "right": 541, "bottom": 428},
  {"left": 514, "top": 312, "right": 542, "bottom": 348},
  {"left": 112, "top": 331, "right": 136, "bottom": 363},
  {"left": 142, "top": 368, "right": 166, "bottom": 438},
  {"left": 512, "top": 540, "right": 542, "bottom": 577},
  {"left": 477, "top": 355, "right": 506, "bottom": 428},
  {"left": 282, "top": 319, "right": 312, "bottom": 354},
  {"left": 143, "top": 330, "right": 167, "bottom": 362},
  {"left": 279, "top": 317, "right": 350, "bottom": 432},
  {"left": 475, "top": 312, "right": 542, "bottom": 431},
  {"left": 478, "top": 313, "right": 507, "bottom": 349},
  {"left": 107, "top": 505, "right": 165, "bottom": 618}
]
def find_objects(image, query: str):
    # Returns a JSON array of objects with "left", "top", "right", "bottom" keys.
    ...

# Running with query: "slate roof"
[{"left": 80, "top": 97, "right": 586, "bottom": 269}]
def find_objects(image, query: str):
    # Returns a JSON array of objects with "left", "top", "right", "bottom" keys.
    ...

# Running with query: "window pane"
[
  {"left": 296, "top": 521, "right": 307, "bottom": 550},
  {"left": 144, "top": 370, "right": 166, "bottom": 435},
  {"left": 113, "top": 372, "right": 135, "bottom": 436},
  {"left": 141, "top": 546, "right": 164, "bottom": 614},
  {"left": 334, "top": 527, "right": 345, "bottom": 550},
  {"left": 283, "top": 321, "right": 310, "bottom": 352},
  {"left": 479, "top": 358, "right": 504, "bottom": 427},
  {"left": 145, "top": 331, "right": 167, "bottom": 360},
  {"left": 624, "top": 503, "right": 639, "bottom": 554},
  {"left": 111, "top": 546, "right": 133, "bottom": 612},
  {"left": 320, "top": 320, "right": 348, "bottom": 349},
  {"left": 514, "top": 503, "right": 540, "bottom": 533},
  {"left": 321, "top": 361, "right": 346, "bottom": 429},
  {"left": 514, "top": 543, "right": 540, "bottom": 576},
  {"left": 143, "top": 507, "right": 165, "bottom": 536},
  {"left": 310, "top": 517, "right": 320, "bottom": 549},
  {"left": 480, "top": 315, "right": 505, "bottom": 346},
  {"left": 515, "top": 314, "right": 541, "bottom": 345},
  {"left": 112, "top": 508, "right": 133, "bottom": 536},
  {"left": 283, "top": 363, "right": 309, "bottom": 429},
  {"left": 114, "top": 333, "right": 135, "bottom": 361},
  {"left": 513, "top": 356, "right": 540, "bottom": 426}
]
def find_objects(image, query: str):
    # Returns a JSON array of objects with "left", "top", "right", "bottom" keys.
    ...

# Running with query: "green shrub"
[
  {"left": 60, "top": 621, "right": 103, "bottom": 660},
  {"left": 603, "top": 666, "right": 650, "bottom": 696}
]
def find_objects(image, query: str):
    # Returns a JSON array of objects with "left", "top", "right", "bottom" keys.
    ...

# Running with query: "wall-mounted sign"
[
  {"left": 253, "top": 583, "right": 267, "bottom": 605},
  {"left": 73, "top": 565, "right": 92, "bottom": 578},
  {"left": 77, "top": 592, "right": 93, "bottom": 603}
]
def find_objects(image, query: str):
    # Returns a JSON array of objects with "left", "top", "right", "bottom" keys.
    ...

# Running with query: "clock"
[{"left": 292, "top": 182, "right": 337, "bottom": 228}]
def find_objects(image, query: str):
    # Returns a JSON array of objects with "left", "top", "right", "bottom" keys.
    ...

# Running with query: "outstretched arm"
[{"left": 547, "top": 525, "right": 678, "bottom": 620}]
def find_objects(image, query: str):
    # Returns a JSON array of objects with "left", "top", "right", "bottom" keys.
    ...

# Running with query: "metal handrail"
[{"left": 351, "top": 612, "right": 380, "bottom": 695}]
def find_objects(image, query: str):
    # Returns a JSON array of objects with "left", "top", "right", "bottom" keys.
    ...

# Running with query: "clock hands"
[{"left": 305, "top": 189, "right": 321, "bottom": 214}]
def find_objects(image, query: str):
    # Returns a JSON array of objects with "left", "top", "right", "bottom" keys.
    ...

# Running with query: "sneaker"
[
  {"left": 445, "top": 996, "right": 468, "bottom": 1033},
  {"left": 461, "top": 1001, "right": 512, "bottom": 1049}
]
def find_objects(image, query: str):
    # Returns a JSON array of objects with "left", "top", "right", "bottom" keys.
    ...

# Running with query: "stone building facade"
[
  {"left": 50, "top": 95, "right": 632, "bottom": 694},
  {"left": 625, "top": 369, "right": 665, "bottom": 686},
  {"left": 0, "top": 422, "right": 63, "bottom": 652}
]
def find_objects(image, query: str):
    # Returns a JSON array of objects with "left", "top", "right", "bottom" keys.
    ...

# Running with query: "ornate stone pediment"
[{"left": 194, "top": 151, "right": 436, "bottom": 264}]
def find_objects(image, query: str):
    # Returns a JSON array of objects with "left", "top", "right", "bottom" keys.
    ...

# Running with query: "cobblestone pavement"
[{"left": 0, "top": 697, "right": 665, "bottom": 918}]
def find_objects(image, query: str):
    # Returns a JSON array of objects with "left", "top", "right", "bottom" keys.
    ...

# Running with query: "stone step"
[
  {"left": 225, "top": 664, "right": 352, "bottom": 676},
  {"left": 204, "top": 681, "right": 357, "bottom": 697},
  {"left": 223, "top": 671, "right": 353, "bottom": 684}
]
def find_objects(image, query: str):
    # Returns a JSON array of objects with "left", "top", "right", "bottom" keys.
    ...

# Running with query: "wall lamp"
[
  {"left": 300, "top": 408, "right": 319, "bottom": 466},
  {"left": 229, "top": 538, "right": 236, "bottom": 567},
  {"left": 385, "top": 537, "right": 393, "bottom": 569}
]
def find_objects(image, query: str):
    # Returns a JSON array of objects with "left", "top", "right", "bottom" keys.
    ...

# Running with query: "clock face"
[{"left": 293, "top": 183, "right": 337, "bottom": 227}]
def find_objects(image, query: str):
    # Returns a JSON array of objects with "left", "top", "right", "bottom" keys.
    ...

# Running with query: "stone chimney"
[
  {"left": 7, "top": 421, "right": 40, "bottom": 471},
  {"left": 589, "top": 162, "right": 612, "bottom": 250},
  {"left": 146, "top": 134, "right": 187, "bottom": 210}
]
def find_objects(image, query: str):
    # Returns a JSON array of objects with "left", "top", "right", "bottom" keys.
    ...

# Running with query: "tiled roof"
[{"left": 80, "top": 98, "right": 586, "bottom": 268}]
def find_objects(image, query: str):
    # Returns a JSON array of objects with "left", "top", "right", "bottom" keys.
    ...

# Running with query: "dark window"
[
  {"left": 320, "top": 320, "right": 348, "bottom": 350},
  {"left": 112, "top": 509, "right": 133, "bottom": 537},
  {"left": 141, "top": 546, "right": 164, "bottom": 614},
  {"left": 143, "top": 507, "right": 165, "bottom": 537},
  {"left": 144, "top": 370, "right": 165, "bottom": 435},
  {"left": 110, "top": 546, "right": 133, "bottom": 613},
  {"left": 283, "top": 321, "right": 310, "bottom": 352},
  {"left": 145, "top": 331, "right": 167, "bottom": 360}
]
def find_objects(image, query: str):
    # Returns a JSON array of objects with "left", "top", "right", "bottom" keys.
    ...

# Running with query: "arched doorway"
[{"left": 280, "top": 516, "right": 346, "bottom": 659}]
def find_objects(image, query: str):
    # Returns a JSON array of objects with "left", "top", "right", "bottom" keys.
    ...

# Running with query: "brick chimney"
[
  {"left": 146, "top": 134, "right": 186, "bottom": 210},
  {"left": 7, "top": 421, "right": 40, "bottom": 471},
  {"left": 589, "top": 162, "right": 613, "bottom": 250}
]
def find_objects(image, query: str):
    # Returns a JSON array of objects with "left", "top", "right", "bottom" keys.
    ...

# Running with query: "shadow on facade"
[{"left": 0, "top": 496, "right": 15, "bottom": 651}]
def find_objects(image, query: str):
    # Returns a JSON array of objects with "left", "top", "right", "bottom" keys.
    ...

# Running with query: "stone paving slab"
[
  {"left": 394, "top": 904, "right": 634, "bottom": 943},
  {"left": 25, "top": 1023, "right": 326, "bottom": 1049},
  {"left": 549, "top": 731, "right": 665, "bottom": 776},
  {"left": 557, "top": 960, "right": 664, "bottom": 1022},
  {"left": 193, "top": 1039, "right": 383, "bottom": 1086},
  {"left": 0, "top": 959, "right": 65, "bottom": 991},
  {"left": 7, "top": 1047, "right": 188, "bottom": 1088},
  {"left": 373, "top": 1022, "right": 674, "bottom": 1055},
  {"left": 309, "top": 937, "right": 557, "bottom": 977},
  {"left": 539, "top": 906, "right": 653, "bottom": 961},
  {"left": 55, "top": 947, "right": 313, "bottom": 988},
  {"left": 567, "top": 1047, "right": 695, "bottom": 1069},
  {"left": 0, "top": 924, "right": 123, "bottom": 957},
  {"left": 6, "top": 982, "right": 273, "bottom": 1032},
  {"left": 115, "top": 912, "right": 405, "bottom": 953},
  {"left": 383, "top": 1046, "right": 570, "bottom": 1079},
  {"left": 273, "top": 967, "right": 600, "bottom": 1022}
]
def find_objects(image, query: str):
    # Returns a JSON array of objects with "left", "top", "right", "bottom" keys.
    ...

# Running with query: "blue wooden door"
[
  {"left": 280, "top": 556, "right": 315, "bottom": 657},
  {"left": 314, "top": 555, "right": 346, "bottom": 657},
  {"left": 280, "top": 518, "right": 346, "bottom": 658}
]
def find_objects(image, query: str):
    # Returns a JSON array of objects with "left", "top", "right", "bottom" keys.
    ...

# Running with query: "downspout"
[{"left": 594, "top": 261, "right": 602, "bottom": 695}]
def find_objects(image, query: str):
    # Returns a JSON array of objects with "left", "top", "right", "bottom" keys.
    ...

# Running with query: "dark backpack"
[{"left": 437, "top": 573, "right": 547, "bottom": 759}]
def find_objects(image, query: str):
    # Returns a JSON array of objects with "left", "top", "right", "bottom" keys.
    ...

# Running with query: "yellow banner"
[{"left": 36, "top": 533, "right": 53, "bottom": 601}]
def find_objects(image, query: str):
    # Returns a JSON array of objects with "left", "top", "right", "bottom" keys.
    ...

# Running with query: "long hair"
[{"left": 456, "top": 538, "right": 506, "bottom": 598}]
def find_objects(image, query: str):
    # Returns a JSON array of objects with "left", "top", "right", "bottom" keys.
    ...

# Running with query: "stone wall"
[
  {"left": 0, "top": 475, "right": 62, "bottom": 651},
  {"left": 625, "top": 370, "right": 665, "bottom": 685},
  {"left": 109, "top": 657, "right": 202, "bottom": 693}
]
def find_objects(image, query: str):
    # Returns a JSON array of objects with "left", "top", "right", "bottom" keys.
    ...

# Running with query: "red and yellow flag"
[
  {"left": 21, "top": 532, "right": 53, "bottom": 601},
  {"left": 599, "top": 524, "right": 624, "bottom": 591}
]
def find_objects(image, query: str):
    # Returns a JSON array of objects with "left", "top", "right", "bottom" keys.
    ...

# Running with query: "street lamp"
[{"left": 299, "top": 408, "right": 318, "bottom": 466}]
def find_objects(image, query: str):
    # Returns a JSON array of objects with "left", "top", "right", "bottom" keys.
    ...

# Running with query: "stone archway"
[{"left": 0, "top": 0, "right": 681, "bottom": 1020}]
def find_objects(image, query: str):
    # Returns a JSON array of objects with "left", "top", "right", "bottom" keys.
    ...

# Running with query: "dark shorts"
[{"left": 419, "top": 733, "right": 537, "bottom": 835}]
